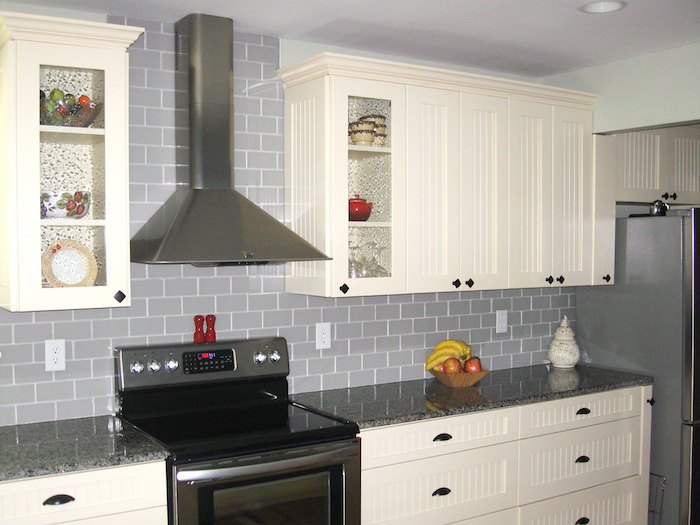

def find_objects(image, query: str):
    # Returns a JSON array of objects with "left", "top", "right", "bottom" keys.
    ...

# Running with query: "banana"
[
  {"left": 426, "top": 340, "right": 462, "bottom": 361},
  {"left": 426, "top": 347, "right": 460, "bottom": 363},
  {"left": 453, "top": 340, "right": 472, "bottom": 360}
]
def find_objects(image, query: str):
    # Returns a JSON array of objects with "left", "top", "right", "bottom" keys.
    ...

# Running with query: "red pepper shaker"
[
  {"left": 193, "top": 315, "right": 205, "bottom": 343},
  {"left": 205, "top": 314, "right": 216, "bottom": 342}
]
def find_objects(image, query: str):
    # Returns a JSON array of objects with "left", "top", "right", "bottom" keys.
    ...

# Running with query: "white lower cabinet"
[
  {"left": 519, "top": 476, "right": 646, "bottom": 525},
  {"left": 0, "top": 461, "right": 167, "bottom": 525},
  {"left": 360, "top": 386, "right": 652, "bottom": 525}
]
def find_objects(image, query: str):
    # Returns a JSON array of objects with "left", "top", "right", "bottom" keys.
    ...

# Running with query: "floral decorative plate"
[
  {"left": 40, "top": 191, "right": 90, "bottom": 219},
  {"left": 41, "top": 239, "right": 97, "bottom": 287}
]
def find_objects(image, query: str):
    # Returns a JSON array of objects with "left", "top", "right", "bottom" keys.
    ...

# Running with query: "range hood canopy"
[{"left": 130, "top": 13, "right": 328, "bottom": 265}]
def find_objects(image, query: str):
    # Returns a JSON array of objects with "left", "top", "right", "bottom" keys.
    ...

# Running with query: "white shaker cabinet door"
[
  {"left": 551, "top": 105, "right": 593, "bottom": 287},
  {"left": 508, "top": 99, "right": 553, "bottom": 289},
  {"left": 405, "top": 85, "right": 461, "bottom": 293},
  {"left": 459, "top": 93, "right": 509, "bottom": 291}
]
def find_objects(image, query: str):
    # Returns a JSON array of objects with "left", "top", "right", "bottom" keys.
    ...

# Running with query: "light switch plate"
[{"left": 496, "top": 310, "right": 508, "bottom": 333}]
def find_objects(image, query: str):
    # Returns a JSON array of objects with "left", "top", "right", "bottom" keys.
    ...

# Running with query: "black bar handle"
[
  {"left": 575, "top": 455, "right": 590, "bottom": 463},
  {"left": 575, "top": 518, "right": 590, "bottom": 525},
  {"left": 433, "top": 433, "right": 453, "bottom": 442},
  {"left": 43, "top": 494, "right": 75, "bottom": 506},
  {"left": 576, "top": 407, "right": 591, "bottom": 415},
  {"left": 432, "top": 487, "right": 451, "bottom": 497}
]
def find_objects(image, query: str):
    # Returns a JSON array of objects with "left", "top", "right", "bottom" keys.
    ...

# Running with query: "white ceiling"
[{"left": 10, "top": 0, "right": 700, "bottom": 77}]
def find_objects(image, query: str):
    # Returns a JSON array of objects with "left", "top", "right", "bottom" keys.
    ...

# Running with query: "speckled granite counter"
[
  {"left": 292, "top": 364, "right": 653, "bottom": 429},
  {"left": 0, "top": 415, "right": 168, "bottom": 482}
]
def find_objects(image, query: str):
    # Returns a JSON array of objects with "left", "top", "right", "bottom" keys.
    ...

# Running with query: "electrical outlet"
[
  {"left": 45, "top": 339, "right": 66, "bottom": 372},
  {"left": 496, "top": 310, "right": 508, "bottom": 334},
  {"left": 315, "top": 322, "right": 331, "bottom": 350}
]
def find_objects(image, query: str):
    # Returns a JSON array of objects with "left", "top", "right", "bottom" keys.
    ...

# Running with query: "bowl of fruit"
[
  {"left": 425, "top": 340, "right": 488, "bottom": 387},
  {"left": 40, "top": 89, "right": 102, "bottom": 128}
]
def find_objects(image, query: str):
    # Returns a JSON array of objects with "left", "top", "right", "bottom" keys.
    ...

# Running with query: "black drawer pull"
[
  {"left": 43, "top": 494, "right": 75, "bottom": 506},
  {"left": 576, "top": 407, "right": 591, "bottom": 415},
  {"left": 433, "top": 433, "right": 453, "bottom": 442},
  {"left": 575, "top": 518, "right": 590, "bottom": 525},
  {"left": 432, "top": 487, "right": 451, "bottom": 497},
  {"left": 575, "top": 455, "right": 590, "bottom": 463}
]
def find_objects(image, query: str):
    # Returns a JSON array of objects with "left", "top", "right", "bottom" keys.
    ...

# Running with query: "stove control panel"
[{"left": 115, "top": 337, "right": 290, "bottom": 391}]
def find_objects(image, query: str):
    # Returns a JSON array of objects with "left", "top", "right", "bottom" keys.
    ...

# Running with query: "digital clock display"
[
  {"left": 183, "top": 349, "right": 235, "bottom": 374},
  {"left": 198, "top": 352, "right": 215, "bottom": 360}
]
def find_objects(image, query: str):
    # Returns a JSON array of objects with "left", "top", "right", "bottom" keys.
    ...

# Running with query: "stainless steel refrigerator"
[{"left": 577, "top": 209, "right": 699, "bottom": 525}]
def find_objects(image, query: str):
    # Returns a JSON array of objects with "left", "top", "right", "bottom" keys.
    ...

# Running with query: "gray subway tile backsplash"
[{"left": 0, "top": 17, "right": 575, "bottom": 428}]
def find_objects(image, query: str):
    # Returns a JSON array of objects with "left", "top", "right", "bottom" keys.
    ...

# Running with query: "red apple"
[
  {"left": 463, "top": 356, "right": 482, "bottom": 373},
  {"left": 434, "top": 362, "right": 445, "bottom": 373},
  {"left": 443, "top": 357, "right": 462, "bottom": 374}
]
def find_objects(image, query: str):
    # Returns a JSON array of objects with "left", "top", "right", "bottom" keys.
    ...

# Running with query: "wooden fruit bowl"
[{"left": 429, "top": 369, "right": 489, "bottom": 387}]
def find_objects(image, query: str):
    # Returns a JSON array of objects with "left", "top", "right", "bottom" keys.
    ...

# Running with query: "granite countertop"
[
  {"left": 292, "top": 364, "right": 653, "bottom": 429},
  {"left": 0, "top": 415, "right": 169, "bottom": 483}
]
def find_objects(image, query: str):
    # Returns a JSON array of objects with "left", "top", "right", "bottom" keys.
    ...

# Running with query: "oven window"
[{"left": 204, "top": 469, "right": 337, "bottom": 525}]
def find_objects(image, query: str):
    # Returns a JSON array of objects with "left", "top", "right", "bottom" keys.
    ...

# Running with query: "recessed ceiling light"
[{"left": 577, "top": 1, "right": 628, "bottom": 13}]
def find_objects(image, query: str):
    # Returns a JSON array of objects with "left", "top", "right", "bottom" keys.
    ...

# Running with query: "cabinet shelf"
[
  {"left": 348, "top": 144, "right": 391, "bottom": 155},
  {"left": 349, "top": 221, "right": 391, "bottom": 228}
]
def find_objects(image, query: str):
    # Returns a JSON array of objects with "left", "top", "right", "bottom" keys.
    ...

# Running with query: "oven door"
[{"left": 172, "top": 439, "right": 360, "bottom": 525}]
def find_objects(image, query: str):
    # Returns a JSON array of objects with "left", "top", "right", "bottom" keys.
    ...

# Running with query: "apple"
[
  {"left": 463, "top": 356, "right": 482, "bottom": 373},
  {"left": 434, "top": 362, "right": 445, "bottom": 373},
  {"left": 443, "top": 357, "right": 462, "bottom": 374}
]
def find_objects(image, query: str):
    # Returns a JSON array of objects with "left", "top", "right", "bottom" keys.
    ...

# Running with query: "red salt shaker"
[
  {"left": 193, "top": 315, "right": 205, "bottom": 343},
  {"left": 205, "top": 314, "right": 216, "bottom": 342}
]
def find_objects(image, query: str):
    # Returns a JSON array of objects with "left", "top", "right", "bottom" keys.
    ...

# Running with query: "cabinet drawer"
[
  {"left": 519, "top": 476, "right": 646, "bottom": 525},
  {"left": 361, "top": 406, "right": 519, "bottom": 469},
  {"left": 519, "top": 387, "right": 643, "bottom": 439},
  {"left": 361, "top": 442, "right": 518, "bottom": 525},
  {"left": 519, "top": 418, "right": 642, "bottom": 505},
  {"left": 59, "top": 506, "right": 168, "bottom": 525},
  {"left": 0, "top": 461, "right": 167, "bottom": 525}
]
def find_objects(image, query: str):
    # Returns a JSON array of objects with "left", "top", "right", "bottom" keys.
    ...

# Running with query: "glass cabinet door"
[
  {"left": 12, "top": 40, "right": 132, "bottom": 311},
  {"left": 332, "top": 79, "right": 406, "bottom": 297}
]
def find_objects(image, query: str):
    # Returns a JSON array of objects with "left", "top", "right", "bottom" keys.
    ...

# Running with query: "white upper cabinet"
[
  {"left": 279, "top": 53, "right": 600, "bottom": 297},
  {"left": 614, "top": 125, "right": 700, "bottom": 205},
  {"left": 0, "top": 12, "right": 142, "bottom": 311}
]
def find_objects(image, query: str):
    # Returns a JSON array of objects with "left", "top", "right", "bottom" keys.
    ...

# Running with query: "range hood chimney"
[{"left": 130, "top": 13, "right": 328, "bottom": 265}]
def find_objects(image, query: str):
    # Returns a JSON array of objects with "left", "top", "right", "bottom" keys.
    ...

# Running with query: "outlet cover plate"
[
  {"left": 45, "top": 339, "right": 66, "bottom": 371},
  {"left": 316, "top": 323, "right": 331, "bottom": 350}
]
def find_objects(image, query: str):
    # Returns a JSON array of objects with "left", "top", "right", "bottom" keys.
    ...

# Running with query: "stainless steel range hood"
[{"left": 130, "top": 14, "right": 328, "bottom": 265}]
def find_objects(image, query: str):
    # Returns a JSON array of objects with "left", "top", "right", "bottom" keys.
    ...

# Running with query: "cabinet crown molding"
[
  {"left": 0, "top": 11, "right": 143, "bottom": 50},
  {"left": 278, "top": 52, "right": 597, "bottom": 110}
]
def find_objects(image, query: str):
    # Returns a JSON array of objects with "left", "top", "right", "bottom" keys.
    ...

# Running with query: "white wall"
[{"left": 543, "top": 43, "right": 700, "bottom": 133}]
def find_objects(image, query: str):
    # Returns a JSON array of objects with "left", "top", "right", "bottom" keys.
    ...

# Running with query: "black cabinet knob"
[
  {"left": 339, "top": 283, "right": 349, "bottom": 294},
  {"left": 465, "top": 278, "right": 475, "bottom": 288},
  {"left": 545, "top": 276, "right": 554, "bottom": 285},
  {"left": 556, "top": 275, "right": 565, "bottom": 284},
  {"left": 662, "top": 192, "right": 678, "bottom": 200},
  {"left": 647, "top": 398, "right": 656, "bottom": 406},
  {"left": 114, "top": 290, "right": 126, "bottom": 303},
  {"left": 452, "top": 279, "right": 461, "bottom": 288},
  {"left": 602, "top": 274, "right": 611, "bottom": 282}
]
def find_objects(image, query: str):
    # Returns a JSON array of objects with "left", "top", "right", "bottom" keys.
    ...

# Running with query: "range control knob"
[
  {"left": 147, "top": 359, "right": 162, "bottom": 373},
  {"left": 268, "top": 350, "right": 281, "bottom": 363},
  {"left": 253, "top": 351, "right": 267, "bottom": 364},
  {"left": 130, "top": 361, "right": 145, "bottom": 374},
  {"left": 165, "top": 358, "right": 179, "bottom": 372}
]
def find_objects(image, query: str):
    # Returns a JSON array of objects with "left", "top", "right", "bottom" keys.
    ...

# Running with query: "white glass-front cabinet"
[
  {"left": 284, "top": 74, "right": 407, "bottom": 297},
  {"left": 0, "top": 13, "right": 142, "bottom": 311}
]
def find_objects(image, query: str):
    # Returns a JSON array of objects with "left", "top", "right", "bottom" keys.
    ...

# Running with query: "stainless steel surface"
[
  {"left": 173, "top": 439, "right": 361, "bottom": 525},
  {"left": 175, "top": 442, "right": 359, "bottom": 482},
  {"left": 130, "top": 13, "right": 329, "bottom": 265},
  {"left": 576, "top": 210, "right": 699, "bottom": 525}
]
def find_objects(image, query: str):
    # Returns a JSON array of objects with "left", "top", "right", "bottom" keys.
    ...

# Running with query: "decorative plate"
[{"left": 41, "top": 239, "right": 97, "bottom": 287}]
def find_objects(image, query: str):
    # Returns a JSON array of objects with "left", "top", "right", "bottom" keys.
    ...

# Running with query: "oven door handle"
[{"left": 176, "top": 443, "right": 359, "bottom": 483}]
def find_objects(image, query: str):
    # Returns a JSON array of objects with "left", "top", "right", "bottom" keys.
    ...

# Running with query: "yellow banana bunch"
[{"left": 425, "top": 339, "right": 472, "bottom": 370}]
